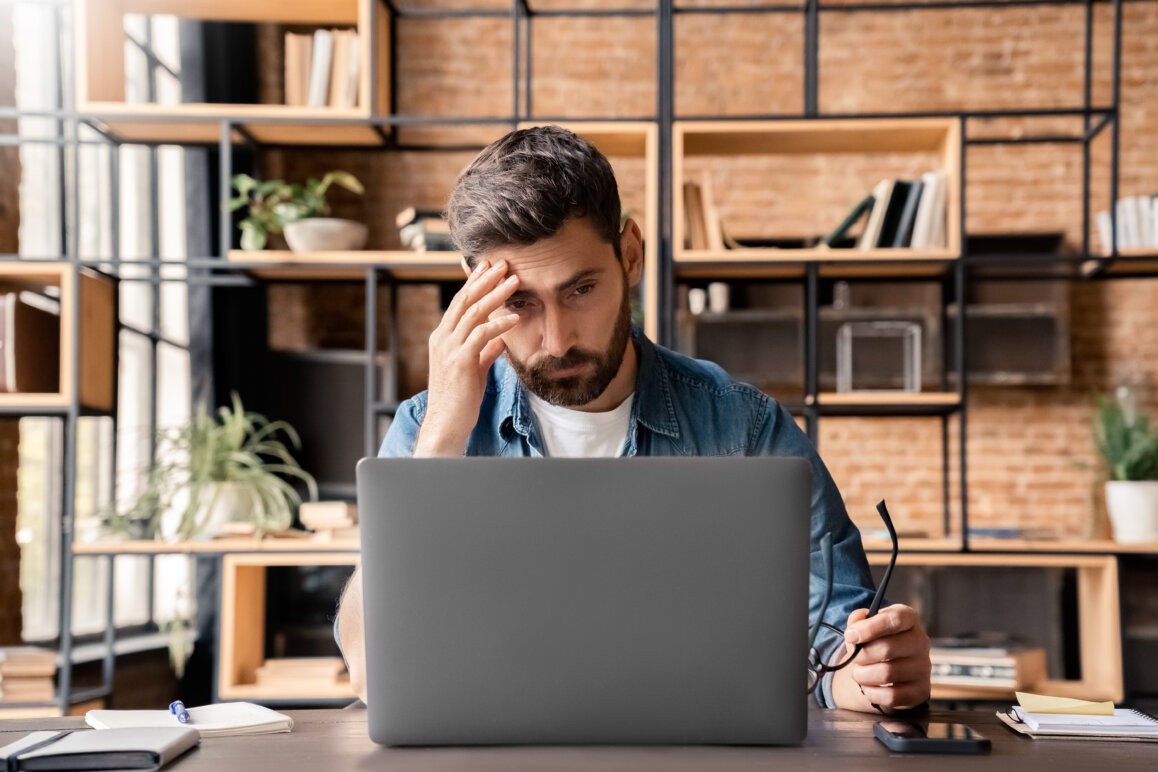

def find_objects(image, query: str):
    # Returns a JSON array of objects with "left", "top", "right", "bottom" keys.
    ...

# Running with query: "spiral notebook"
[{"left": 997, "top": 705, "right": 1158, "bottom": 742}]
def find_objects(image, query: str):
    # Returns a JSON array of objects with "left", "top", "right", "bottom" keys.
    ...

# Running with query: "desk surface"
[{"left": 1, "top": 706, "right": 1155, "bottom": 770}]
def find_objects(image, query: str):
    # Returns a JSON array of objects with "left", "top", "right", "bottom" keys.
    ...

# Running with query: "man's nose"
[{"left": 541, "top": 306, "right": 575, "bottom": 358}]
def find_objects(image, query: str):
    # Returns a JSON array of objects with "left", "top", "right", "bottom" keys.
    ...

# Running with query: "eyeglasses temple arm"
[{"left": 867, "top": 500, "right": 899, "bottom": 618}]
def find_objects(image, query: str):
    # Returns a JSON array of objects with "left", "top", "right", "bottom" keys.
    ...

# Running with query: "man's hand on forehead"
[{"left": 414, "top": 258, "right": 521, "bottom": 457}]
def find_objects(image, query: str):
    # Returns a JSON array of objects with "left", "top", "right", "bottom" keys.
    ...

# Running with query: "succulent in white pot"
[
  {"left": 1094, "top": 388, "right": 1158, "bottom": 543},
  {"left": 230, "top": 171, "right": 367, "bottom": 253}
]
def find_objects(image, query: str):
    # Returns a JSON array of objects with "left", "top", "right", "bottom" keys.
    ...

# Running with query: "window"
[{"left": 14, "top": 6, "right": 194, "bottom": 644}]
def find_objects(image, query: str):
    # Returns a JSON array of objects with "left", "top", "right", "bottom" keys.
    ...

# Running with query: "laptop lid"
[{"left": 356, "top": 456, "right": 811, "bottom": 746}]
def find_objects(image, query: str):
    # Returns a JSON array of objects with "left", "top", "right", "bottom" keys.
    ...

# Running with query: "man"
[{"left": 337, "top": 125, "right": 931, "bottom": 713}]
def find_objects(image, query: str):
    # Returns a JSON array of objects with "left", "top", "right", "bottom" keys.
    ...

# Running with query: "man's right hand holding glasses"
[{"left": 832, "top": 604, "right": 931, "bottom": 712}]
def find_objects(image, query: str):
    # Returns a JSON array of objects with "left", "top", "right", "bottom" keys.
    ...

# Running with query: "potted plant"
[
  {"left": 1094, "top": 387, "right": 1158, "bottom": 543},
  {"left": 105, "top": 392, "right": 318, "bottom": 542},
  {"left": 229, "top": 171, "right": 367, "bottom": 253}
]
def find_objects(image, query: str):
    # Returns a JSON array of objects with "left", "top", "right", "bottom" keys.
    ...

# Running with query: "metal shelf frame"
[{"left": 5, "top": 0, "right": 1139, "bottom": 713}]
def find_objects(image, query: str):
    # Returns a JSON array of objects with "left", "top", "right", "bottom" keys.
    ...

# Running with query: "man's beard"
[{"left": 506, "top": 277, "right": 632, "bottom": 408}]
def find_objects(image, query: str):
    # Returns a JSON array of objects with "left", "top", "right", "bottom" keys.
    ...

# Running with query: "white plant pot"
[
  {"left": 283, "top": 217, "right": 368, "bottom": 253},
  {"left": 192, "top": 483, "right": 253, "bottom": 542},
  {"left": 1105, "top": 480, "right": 1158, "bottom": 543}
]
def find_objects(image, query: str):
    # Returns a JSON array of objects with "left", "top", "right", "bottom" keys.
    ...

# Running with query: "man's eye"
[
  {"left": 574, "top": 284, "right": 594, "bottom": 297},
  {"left": 507, "top": 299, "right": 527, "bottom": 310}
]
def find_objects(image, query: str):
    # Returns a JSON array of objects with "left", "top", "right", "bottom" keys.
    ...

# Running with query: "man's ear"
[
  {"left": 619, "top": 218, "right": 645, "bottom": 287},
  {"left": 460, "top": 256, "right": 472, "bottom": 277}
]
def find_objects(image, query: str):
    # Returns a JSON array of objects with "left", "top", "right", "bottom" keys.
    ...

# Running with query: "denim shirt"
[{"left": 372, "top": 325, "right": 876, "bottom": 708}]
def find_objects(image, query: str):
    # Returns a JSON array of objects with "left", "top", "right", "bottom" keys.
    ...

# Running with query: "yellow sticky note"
[{"left": 1015, "top": 691, "right": 1115, "bottom": 716}]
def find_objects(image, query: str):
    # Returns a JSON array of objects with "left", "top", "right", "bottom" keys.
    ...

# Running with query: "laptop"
[{"left": 356, "top": 456, "right": 811, "bottom": 746}]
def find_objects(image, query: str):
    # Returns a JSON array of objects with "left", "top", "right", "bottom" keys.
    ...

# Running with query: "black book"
[
  {"left": 875, "top": 180, "right": 912, "bottom": 248},
  {"left": 821, "top": 193, "right": 876, "bottom": 248},
  {"left": 891, "top": 179, "right": 925, "bottom": 248}
]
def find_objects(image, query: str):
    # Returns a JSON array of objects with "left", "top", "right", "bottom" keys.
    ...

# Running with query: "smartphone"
[{"left": 874, "top": 720, "right": 991, "bottom": 753}]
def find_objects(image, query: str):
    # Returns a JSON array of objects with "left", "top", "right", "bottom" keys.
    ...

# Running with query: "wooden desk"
[{"left": 2, "top": 707, "right": 1155, "bottom": 770}]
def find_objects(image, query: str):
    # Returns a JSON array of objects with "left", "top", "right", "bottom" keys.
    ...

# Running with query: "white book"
[
  {"left": 1151, "top": 196, "right": 1158, "bottom": 247},
  {"left": 1096, "top": 209, "right": 1113, "bottom": 254},
  {"left": 307, "top": 29, "right": 334, "bottom": 108},
  {"left": 910, "top": 170, "right": 943, "bottom": 249},
  {"left": 345, "top": 31, "right": 361, "bottom": 108},
  {"left": 1116, "top": 198, "right": 1136, "bottom": 248},
  {"left": 86, "top": 701, "right": 293, "bottom": 738},
  {"left": 1132, "top": 195, "right": 1151, "bottom": 248},
  {"left": 858, "top": 179, "right": 894, "bottom": 251}
]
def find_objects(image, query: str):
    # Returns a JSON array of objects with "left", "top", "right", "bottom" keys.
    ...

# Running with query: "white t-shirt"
[{"left": 527, "top": 391, "right": 635, "bottom": 458}]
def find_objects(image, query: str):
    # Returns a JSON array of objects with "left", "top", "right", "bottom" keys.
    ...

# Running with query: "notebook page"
[{"left": 86, "top": 702, "right": 293, "bottom": 737}]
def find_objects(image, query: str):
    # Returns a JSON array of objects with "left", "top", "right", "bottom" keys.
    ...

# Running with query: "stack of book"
[
  {"left": 284, "top": 29, "right": 360, "bottom": 108},
  {"left": 253, "top": 657, "right": 349, "bottom": 692},
  {"left": 299, "top": 501, "right": 358, "bottom": 541},
  {"left": 397, "top": 207, "right": 454, "bottom": 253},
  {"left": 1096, "top": 194, "right": 1158, "bottom": 253},
  {"left": 822, "top": 171, "right": 948, "bottom": 251},
  {"left": 930, "top": 636, "right": 1047, "bottom": 696},
  {"left": 0, "top": 647, "right": 56, "bottom": 704}
]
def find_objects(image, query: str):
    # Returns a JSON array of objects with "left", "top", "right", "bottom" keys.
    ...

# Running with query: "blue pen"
[{"left": 169, "top": 700, "right": 191, "bottom": 724}]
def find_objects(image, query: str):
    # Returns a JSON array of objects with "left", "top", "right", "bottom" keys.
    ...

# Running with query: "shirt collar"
[{"left": 498, "top": 325, "right": 680, "bottom": 443}]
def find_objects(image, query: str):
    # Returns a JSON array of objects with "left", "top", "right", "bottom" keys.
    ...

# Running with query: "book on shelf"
[
  {"left": 820, "top": 193, "right": 875, "bottom": 248},
  {"left": 397, "top": 207, "right": 454, "bottom": 252},
  {"left": 1096, "top": 193, "right": 1158, "bottom": 253},
  {"left": 858, "top": 179, "right": 895, "bottom": 250},
  {"left": 891, "top": 178, "right": 925, "bottom": 248},
  {"left": 299, "top": 501, "right": 358, "bottom": 531},
  {"left": 307, "top": 29, "right": 334, "bottom": 108},
  {"left": 699, "top": 172, "right": 725, "bottom": 252},
  {"left": 683, "top": 180, "right": 708, "bottom": 251},
  {"left": 284, "top": 32, "right": 312, "bottom": 107},
  {"left": 0, "top": 292, "right": 61, "bottom": 394},
  {"left": 930, "top": 637, "right": 1046, "bottom": 691},
  {"left": 874, "top": 179, "right": 912, "bottom": 248},
  {"left": 254, "top": 657, "right": 347, "bottom": 686},
  {"left": 910, "top": 170, "right": 947, "bottom": 249},
  {"left": 327, "top": 29, "right": 360, "bottom": 109},
  {"left": 0, "top": 647, "right": 56, "bottom": 678},
  {"left": 0, "top": 678, "right": 55, "bottom": 703}
]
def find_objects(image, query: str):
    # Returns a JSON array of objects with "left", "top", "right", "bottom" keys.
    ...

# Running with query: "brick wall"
[{"left": 260, "top": 4, "right": 1158, "bottom": 538}]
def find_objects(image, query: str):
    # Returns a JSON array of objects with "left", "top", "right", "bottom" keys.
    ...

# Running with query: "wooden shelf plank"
[
  {"left": 681, "top": 118, "right": 957, "bottom": 156},
  {"left": 84, "top": 105, "right": 381, "bottom": 146},
  {"left": 72, "top": 538, "right": 360, "bottom": 555},
  {"left": 226, "top": 250, "right": 464, "bottom": 281},
  {"left": 815, "top": 392, "right": 960, "bottom": 406},
  {"left": 107, "top": 0, "right": 360, "bottom": 24},
  {"left": 673, "top": 249, "right": 957, "bottom": 279}
]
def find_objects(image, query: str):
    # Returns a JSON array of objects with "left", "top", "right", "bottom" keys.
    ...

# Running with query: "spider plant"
[{"left": 106, "top": 392, "right": 318, "bottom": 541}]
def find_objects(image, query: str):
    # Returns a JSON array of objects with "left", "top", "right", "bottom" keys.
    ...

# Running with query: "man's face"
[{"left": 477, "top": 217, "right": 643, "bottom": 408}]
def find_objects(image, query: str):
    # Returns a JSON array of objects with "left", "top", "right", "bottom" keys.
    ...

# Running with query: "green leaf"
[{"left": 239, "top": 220, "right": 266, "bottom": 252}]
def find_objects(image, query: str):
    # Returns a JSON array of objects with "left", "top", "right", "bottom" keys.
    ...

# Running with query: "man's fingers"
[
  {"left": 852, "top": 656, "right": 931, "bottom": 687},
  {"left": 845, "top": 604, "right": 919, "bottom": 645},
  {"left": 858, "top": 681, "right": 930, "bottom": 711},
  {"left": 856, "top": 631, "right": 928, "bottom": 664},
  {"left": 453, "top": 274, "right": 519, "bottom": 341},
  {"left": 442, "top": 260, "right": 506, "bottom": 330},
  {"left": 463, "top": 314, "right": 520, "bottom": 360},
  {"left": 479, "top": 335, "right": 508, "bottom": 372}
]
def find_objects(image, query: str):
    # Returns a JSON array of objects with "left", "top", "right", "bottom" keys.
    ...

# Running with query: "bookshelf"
[
  {"left": 673, "top": 118, "right": 961, "bottom": 274},
  {"left": 75, "top": 0, "right": 390, "bottom": 145},
  {"left": 0, "top": 263, "right": 116, "bottom": 413}
]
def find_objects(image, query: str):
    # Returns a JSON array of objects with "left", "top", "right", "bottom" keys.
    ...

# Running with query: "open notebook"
[
  {"left": 998, "top": 706, "right": 1158, "bottom": 742},
  {"left": 86, "top": 702, "right": 293, "bottom": 737}
]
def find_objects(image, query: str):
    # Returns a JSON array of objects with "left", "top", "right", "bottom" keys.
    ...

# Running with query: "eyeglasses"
[{"left": 806, "top": 499, "right": 899, "bottom": 694}]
